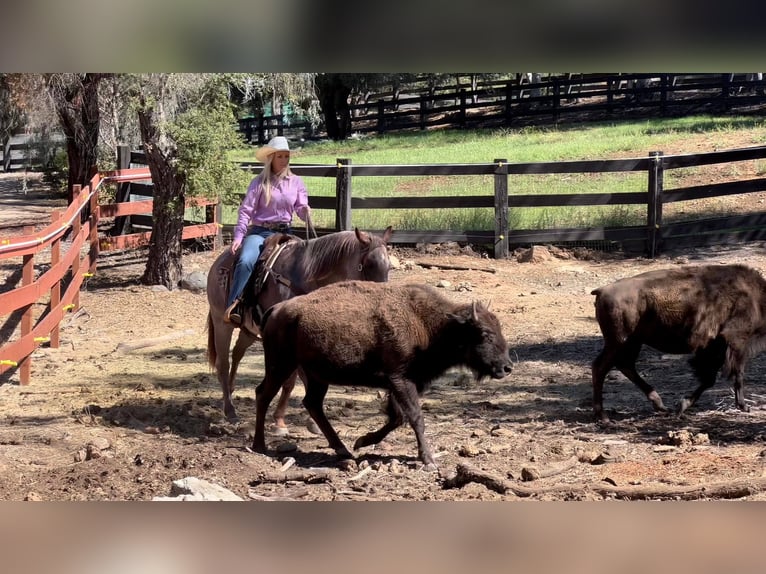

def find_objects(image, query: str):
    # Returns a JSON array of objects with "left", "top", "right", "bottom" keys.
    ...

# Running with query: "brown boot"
[{"left": 224, "top": 300, "right": 242, "bottom": 325}]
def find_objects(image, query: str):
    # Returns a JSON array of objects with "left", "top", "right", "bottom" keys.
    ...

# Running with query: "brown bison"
[
  {"left": 252, "top": 280, "right": 513, "bottom": 468},
  {"left": 591, "top": 264, "right": 766, "bottom": 422}
]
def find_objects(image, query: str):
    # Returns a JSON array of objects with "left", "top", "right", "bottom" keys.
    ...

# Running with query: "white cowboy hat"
[{"left": 255, "top": 136, "right": 291, "bottom": 163}]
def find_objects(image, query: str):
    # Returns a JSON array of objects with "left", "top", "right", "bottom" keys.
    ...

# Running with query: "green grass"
[{"left": 227, "top": 115, "right": 766, "bottom": 231}]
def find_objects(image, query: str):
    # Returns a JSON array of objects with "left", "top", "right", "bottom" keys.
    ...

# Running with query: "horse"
[{"left": 206, "top": 226, "right": 394, "bottom": 425}]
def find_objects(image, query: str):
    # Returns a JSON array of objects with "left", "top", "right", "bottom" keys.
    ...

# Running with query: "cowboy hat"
[{"left": 255, "top": 136, "right": 290, "bottom": 163}]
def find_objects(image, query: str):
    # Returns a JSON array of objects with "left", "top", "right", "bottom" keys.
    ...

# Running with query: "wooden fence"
[
  {"left": 126, "top": 139, "right": 766, "bottom": 259},
  {"left": 238, "top": 73, "right": 766, "bottom": 143},
  {"left": 233, "top": 144, "right": 766, "bottom": 258},
  {"left": 0, "top": 167, "right": 222, "bottom": 384}
]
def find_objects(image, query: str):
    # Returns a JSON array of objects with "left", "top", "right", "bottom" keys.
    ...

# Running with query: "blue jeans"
[{"left": 227, "top": 226, "right": 285, "bottom": 307}]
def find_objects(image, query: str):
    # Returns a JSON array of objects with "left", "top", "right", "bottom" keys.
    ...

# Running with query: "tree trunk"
[
  {"left": 137, "top": 103, "right": 185, "bottom": 288},
  {"left": 315, "top": 74, "right": 352, "bottom": 141},
  {"left": 50, "top": 74, "right": 104, "bottom": 204}
]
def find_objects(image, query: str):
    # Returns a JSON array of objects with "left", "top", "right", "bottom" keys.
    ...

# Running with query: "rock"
[
  {"left": 179, "top": 271, "right": 207, "bottom": 292},
  {"left": 458, "top": 444, "right": 481, "bottom": 457},
  {"left": 159, "top": 477, "right": 243, "bottom": 501},
  {"left": 388, "top": 254, "right": 401, "bottom": 269},
  {"left": 276, "top": 442, "right": 298, "bottom": 454},
  {"left": 436, "top": 280, "right": 451, "bottom": 288},
  {"left": 150, "top": 285, "right": 170, "bottom": 293},
  {"left": 517, "top": 245, "right": 552, "bottom": 263},
  {"left": 88, "top": 437, "right": 111, "bottom": 451},
  {"left": 24, "top": 492, "right": 43, "bottom": 501}
]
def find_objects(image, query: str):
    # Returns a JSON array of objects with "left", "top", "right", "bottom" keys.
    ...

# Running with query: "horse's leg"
[
  {"left": 229, "top": 329, "right": 258, "bottom": 397},
  {"left": 272, "top": 370, "right": 297, "bottom": 431},
  {"left": 212, "top": 316, "right": 238, "bottom": 421}
]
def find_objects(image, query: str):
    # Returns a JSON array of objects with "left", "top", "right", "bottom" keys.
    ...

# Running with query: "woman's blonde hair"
[{"left": 260, "top": 153, "right": 293, "bottom": 206}]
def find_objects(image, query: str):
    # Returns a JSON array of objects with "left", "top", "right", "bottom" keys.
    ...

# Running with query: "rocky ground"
[{"left": 2, "top": 236, "right": 766, "bottom": 501}]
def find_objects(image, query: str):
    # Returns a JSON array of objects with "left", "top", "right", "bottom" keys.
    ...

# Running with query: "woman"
[{"left": 225, "top": 136, "right": 311, "bottom": 325}]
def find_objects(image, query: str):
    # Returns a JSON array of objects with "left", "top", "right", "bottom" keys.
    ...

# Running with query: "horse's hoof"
[{"left": 271, "top": 426, "right": 289, "bottom": 437}]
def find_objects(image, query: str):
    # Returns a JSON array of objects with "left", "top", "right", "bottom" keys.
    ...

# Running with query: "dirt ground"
[{"left": 3, "top": 148, "right": 766, "bottom": 501}]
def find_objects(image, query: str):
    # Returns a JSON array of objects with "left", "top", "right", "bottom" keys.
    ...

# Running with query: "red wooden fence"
[{"left": 0, "top": 168, "right": 220, "bottom": 384}]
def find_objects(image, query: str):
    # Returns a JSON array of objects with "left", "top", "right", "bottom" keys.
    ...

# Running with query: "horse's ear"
[
  {"left": 355, "top": 227, "right": 371, "bottom": 245},
  {"left": 382, "top": 225, "right": 394, "bottom": 243}
]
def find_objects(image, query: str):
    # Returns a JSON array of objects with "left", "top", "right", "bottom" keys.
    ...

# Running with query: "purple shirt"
[{"left": 233, "top": 172, "right": 310, "bottom": 241}]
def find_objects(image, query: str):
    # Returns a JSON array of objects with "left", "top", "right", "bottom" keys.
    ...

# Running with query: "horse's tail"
[{"left": 206, "top": 311, "right": 217, "bottom": 370}]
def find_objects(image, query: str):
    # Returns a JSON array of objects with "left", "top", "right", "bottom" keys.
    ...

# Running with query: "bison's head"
[{"left": 450, "top": 301, "right": 513, "bottom": 380}]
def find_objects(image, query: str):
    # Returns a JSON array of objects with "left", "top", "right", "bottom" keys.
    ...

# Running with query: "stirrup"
[{"left": 224, "top": 300, "right": 242, "bottom": 325}]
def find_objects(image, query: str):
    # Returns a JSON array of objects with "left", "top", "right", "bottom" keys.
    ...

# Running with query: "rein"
[{"left": 262, "top": 240, "right": 300, "bottom": 295}]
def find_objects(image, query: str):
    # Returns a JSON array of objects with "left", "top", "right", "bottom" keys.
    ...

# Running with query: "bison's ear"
[
  {"left": 382, "top": 225, "right": 394, "bottom": 243},
  {"left": 449, "top": 304, "right": 478, "bottom": 325}
]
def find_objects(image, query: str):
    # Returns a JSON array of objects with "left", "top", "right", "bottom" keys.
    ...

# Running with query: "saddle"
[{"left": 218, "top": 233, "right": 298, "bottom": 334}]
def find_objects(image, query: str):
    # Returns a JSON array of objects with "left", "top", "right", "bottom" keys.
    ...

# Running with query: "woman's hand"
[{"left": 230, "top": 238, "right": 242, "bottom": 254}]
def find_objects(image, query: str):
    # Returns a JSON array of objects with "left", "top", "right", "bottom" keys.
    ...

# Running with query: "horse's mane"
[{"left": 298, "top": 231, "right": 365, "bottom": 280}]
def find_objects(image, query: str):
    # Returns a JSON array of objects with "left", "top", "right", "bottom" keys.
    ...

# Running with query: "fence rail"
[{"left": 0, "top": 167, "right": 221, "bottom": 384}]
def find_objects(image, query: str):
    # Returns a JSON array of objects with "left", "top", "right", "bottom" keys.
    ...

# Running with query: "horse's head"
[{"left": 355, "top": 225, "right": 394, "bottom": 282}]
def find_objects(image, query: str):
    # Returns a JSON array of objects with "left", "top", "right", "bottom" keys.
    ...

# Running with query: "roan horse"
[{"left": 206, "top": 226, "right": 394, "bottom": 424}]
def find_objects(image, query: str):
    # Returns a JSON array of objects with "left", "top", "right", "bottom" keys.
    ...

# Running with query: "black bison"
[
  {"left": 591, "top": 264, "right": 766, "bottom": 422},
  {"left": 252, "top": 280, "right": 513, "bottom": 468}
]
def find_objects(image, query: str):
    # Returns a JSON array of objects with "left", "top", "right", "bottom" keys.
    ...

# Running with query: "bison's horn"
[{"left": 471, "top": 300, "right": 478, "bottom": 320}]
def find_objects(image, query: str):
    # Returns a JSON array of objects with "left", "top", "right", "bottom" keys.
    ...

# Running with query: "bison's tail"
[{"left": 206, "top": 311, "right": 216, "bottom": 370}]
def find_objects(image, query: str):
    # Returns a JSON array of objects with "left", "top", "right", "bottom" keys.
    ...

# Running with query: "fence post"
[
  {"left": 419, "top": 96, "right": 427, "bottom": 130},
  {"left": 71, "top": 185, "right": 82, "bottom": 310},
  {"left": 111, "top": 144, "right": 132, "bottom": 236},
  {"left": 18, "top": 225, "right": 35, "bottom": 384},
  {"left": 504, "top": 80, "right": 513, "bottom": 126},
  {"left": 258, "top": 115, "right": 265, "bottom": 144},
  {"left": 647, "top": 151, "right": 664, "bottom": 258},
  {"left": 277, "top": 114, "right": 284, "bottom": 136},
  {"left": 660, "top": 74, "right": 668, "bottom": 116},
  {"left": 377, "top": 101, "right": 385, "bottom": 134},
  {"left": 459, "top": 89, "right": 467, "bottom": 128},
  {"left": 552, "top": 78, "right": 560, "bottom": 122},
  {"left": 721, "top": 74, "right": 731, "bottom": 112},
  {"left": 49, "top": 211, "right": 62, "bottom": 349},
  {"left": 88, "top": 179, "right": 99, "bottom": 273},
  {"left": 335, "top": 158, "right": 352, "bottom": 231},
  {"left": 2, "top": 135, "right": 9, "bottom": 172},
  {"left": 494, "top": 159, "right": 509, "bottom": 259},
  {"left": 207, "top": 201, "right": 223, "bottom": 250}
]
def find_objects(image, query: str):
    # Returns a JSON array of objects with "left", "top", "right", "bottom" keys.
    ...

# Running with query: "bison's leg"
[
  {"left": 301, "top": 378, "right": 353, "bottom": 459},
  {"left": 593, "top": 341, "right": 667, "bottom": 422},
  {"left": 252, "top": 375, "right": 284, "bottom": 453},
  {"left": 615, "top": 341, "right": 668, "bottom": 415},
  {"left": 388, "top": 377, "right": 436, "bottom": 468},
  {"left": 723, "top": 343, "right": 751, "bottom": 413},
  {"left": 354, "top": 393, "right": 405, "bottom": 450},
  {"left": 591, "top": 345, "right": 616, "bottom": 422},
  {"left": 680, "top": 339, "right": 726, "bottom": 415}
]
